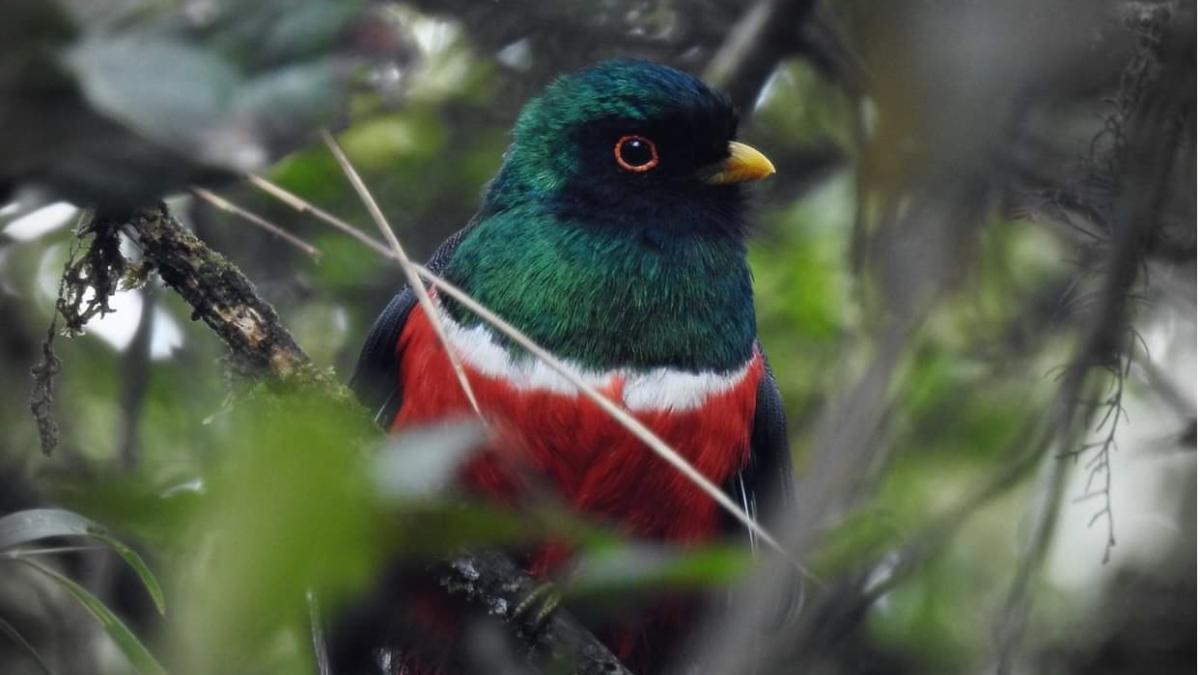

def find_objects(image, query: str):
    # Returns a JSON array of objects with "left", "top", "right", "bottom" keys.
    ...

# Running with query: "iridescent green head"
[{"left": 482, "top": 59, "right": 774, "bottom": 233}]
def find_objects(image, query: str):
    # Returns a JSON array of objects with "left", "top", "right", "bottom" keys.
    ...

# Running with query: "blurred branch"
[
  {"left": 866, "top": 419, "right": 1053, "bottom": 604},
  {"left": 732, "top": 4, "right": 1194, "bottom": 671},
  {"left": 995, "top": 6, "right": 1194, "bottom": 671},
  {"left": 115, "top": 285, "right": 155, "bottom": 471},
  {"left": 442, "top": 551, "right": 633, "bottom": 675},
  {"left": 113, "top": 205, "right": 629, "bottom": 674},
  {"left": 1132, "top": 348, "right": 1194, "bottom": 421},
  {"left": 192, "top": 188, "right": 322, "bottom": 260},
  {"left": 704, "top": 0, "right": 819, "bottom": 111}
]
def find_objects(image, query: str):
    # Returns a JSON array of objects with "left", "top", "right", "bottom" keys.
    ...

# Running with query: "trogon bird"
[{"left": 348, "top": 59, "right": 792, "bottom": 674}]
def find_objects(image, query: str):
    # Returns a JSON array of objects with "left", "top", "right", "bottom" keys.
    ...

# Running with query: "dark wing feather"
[
  {"left": 723, "top": 351, "right": 804, "bottom": 622},
  {"left": 349, "top": 228, "right": 468, "bottom": 426},
  {"left": 724, "top": 351, "right": 793, "bottom": 546}
]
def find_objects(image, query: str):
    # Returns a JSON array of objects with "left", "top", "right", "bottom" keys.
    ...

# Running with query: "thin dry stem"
[
  {"left": 320, "top": 129, "right": 482, "bottom": 416},
  {"left": 245, "top": 174, "right": 396, "bottom": 259},
  {"left": 192, "top": 188, "right": 321, "bottom": 259}
]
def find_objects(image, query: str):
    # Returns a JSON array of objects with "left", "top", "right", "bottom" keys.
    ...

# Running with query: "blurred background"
[{"left": 0, "top": 0, "right": 1194, "bottom": 673}]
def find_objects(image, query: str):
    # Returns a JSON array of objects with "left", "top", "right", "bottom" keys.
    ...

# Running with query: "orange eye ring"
[{"left": 614, "top": 135, "right": 659, "bottom": 172}]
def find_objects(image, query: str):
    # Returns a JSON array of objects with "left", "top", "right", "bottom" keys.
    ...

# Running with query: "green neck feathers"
[{"left": 443, "top": 206, "right": 755, "bottom": 373}]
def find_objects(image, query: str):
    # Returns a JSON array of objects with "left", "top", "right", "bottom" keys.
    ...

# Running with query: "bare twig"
[
  {"left": 192, "top": 188, "right": 322, "bottom": 259},
  {"left": 245, "top": 174, "right": 395, "bottom": 259},
  {"left": 704, "top": 0, "right": 820, "bottom": 111},
  {"left": 321, "top": 130, "right": 483, "bottom": 417}
]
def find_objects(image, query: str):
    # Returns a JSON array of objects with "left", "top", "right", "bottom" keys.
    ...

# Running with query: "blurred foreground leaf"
[
  {"left": 48, "top": 474, "right": 204, "bottom": 552},
  {"left": 171, "top": 392, "right": 380, "bottom": 674},
  {"left": 566, "top": 543, "right": 750, "bottom": 597},
  {"left": 372, "top": 421, "right": 485, "bottom": 500},
  {"left": 64, "top": 37, "right": 243, "bottom": 166},
  {"left": 17, "top": 559, "right": 167, "bottom": 675},
  {"left": 0, "top": 0, "right": 396, "bottom": 208},
  {"left": 0, "top": 508, "right": 165, "bottom": 614}
]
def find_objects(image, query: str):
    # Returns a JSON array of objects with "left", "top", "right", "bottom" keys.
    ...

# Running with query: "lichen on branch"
[{"left": 118, "top": 204, "right": 330, "bottom": 385}]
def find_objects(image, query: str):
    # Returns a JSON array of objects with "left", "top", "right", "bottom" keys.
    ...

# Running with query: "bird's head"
[{"left": 482, "top": 59, "right": 774, "bottom": 235}]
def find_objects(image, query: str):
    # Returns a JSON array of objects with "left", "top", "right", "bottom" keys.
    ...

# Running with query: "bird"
[{"left": 347, "top": 58, "right": 792, "bottom": 674}]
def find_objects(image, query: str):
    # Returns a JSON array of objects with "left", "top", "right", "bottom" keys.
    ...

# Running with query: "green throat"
[{"left": 443, "top": 205, "right": 756, "bottom": 373}]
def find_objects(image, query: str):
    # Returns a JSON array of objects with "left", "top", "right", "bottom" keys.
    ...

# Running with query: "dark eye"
[{"left": 614, "top": 135, "right": 659, "bottom": 172}]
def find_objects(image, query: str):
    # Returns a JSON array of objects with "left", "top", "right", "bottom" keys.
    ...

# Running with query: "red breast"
[{"left": 392, "top": 308, "right": 763, "bottom": 545}]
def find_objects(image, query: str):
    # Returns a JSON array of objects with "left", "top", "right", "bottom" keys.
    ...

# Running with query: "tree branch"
[
  {"left": 441, "top": 551, "right": 632, "bottom": 675},
  {"left": 704, "top": 0, "right": 820, "bottom": 111},
  {"left": 994, "top": 8, "right": 1193, "bottom": 671},
  {"left": 118, "top": 206, "right": 317, "bottom": 383}
]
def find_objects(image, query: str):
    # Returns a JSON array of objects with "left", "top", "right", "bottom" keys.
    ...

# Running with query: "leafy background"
[{"left": 0, "top": 0, "right": 1194, "bottom": 674}]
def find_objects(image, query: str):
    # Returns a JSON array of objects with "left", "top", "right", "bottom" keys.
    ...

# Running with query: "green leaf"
[
  {"left": 17, "top": 559, "right": 167, "bottom": 675},
  {"left": 174, "top": 393, "right": 381, "bottom": 672},
  {"left": 64, "top": 37, "right": 241, "bottom": 159},
  {"left": 0, "top": 509, "right": 165, "bottom": 614},
  {"left": 566, "top": 543, "right": 751, "bottom": 597},
  {"left": 0, "top": 612, "right": 54, "bottom": 675},
  {"left": 373, "top": 422, "right": 485, "bottom": 500},
  {"left": 235, "top": 59, "right": 341, "bottom": 135},
  {"left": 0, "top": 508, "right": 96, "bottom": 549},
  {"left": 87, "top": 531, "right": 167, "bottom": 615}
]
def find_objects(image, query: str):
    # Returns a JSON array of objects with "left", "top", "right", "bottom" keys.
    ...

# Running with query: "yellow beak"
[{"left": 703, "top": 141, "right": 776, "bottom": 185}]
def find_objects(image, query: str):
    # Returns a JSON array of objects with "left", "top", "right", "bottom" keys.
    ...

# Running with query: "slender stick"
[
  {"left": 320, "top": 130, "right": 482, "bottom": 416},
  {"left": 307, "top": 590, "right": 332, "bottom": 675},
  {"left": 3, "top": 545, "right": 109, "bottom": 558},
  {"left": 192, "top": 188, "right": 321, "bottom": 259},
  {"left": 245, "top": 174, "right": 396, "bottom": 259}
]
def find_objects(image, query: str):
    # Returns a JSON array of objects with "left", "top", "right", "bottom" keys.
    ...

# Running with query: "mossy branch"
[{"left": 118, "top": 205, "right": 321, "bottom": 384}]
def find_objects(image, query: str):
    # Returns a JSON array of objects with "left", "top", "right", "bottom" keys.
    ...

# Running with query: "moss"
[{"left": 123, "top": 205, "right": 312, "bottom": 382}]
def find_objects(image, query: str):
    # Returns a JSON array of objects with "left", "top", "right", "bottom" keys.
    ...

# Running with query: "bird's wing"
[
  {"left": 724, "top": 352, "right": 804, "bottom": 622},
  {"left": 725, "top": 350, "right": 793, "bottom": 549},
  {"left": 349, "top": 228, "right": 468, "bottom": 426}
]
